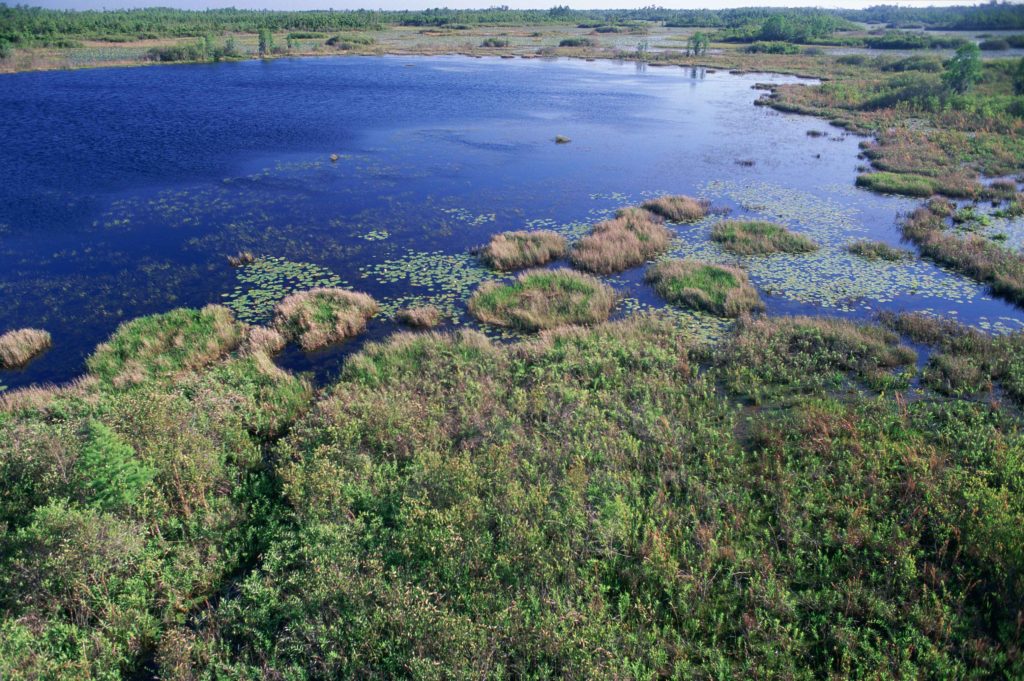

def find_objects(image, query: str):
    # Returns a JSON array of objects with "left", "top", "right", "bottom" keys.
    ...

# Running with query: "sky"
[{"left": 20, "top": 0, "right": 1001, "bottom": 12}]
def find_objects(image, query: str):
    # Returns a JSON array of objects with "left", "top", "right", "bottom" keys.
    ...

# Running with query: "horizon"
[{"left": 15, "top": 0, "right": 1009, "bottom": 13}]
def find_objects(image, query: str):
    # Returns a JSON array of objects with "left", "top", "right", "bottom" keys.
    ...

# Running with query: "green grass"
[
  {"left": 645, "top": 258, "right": 764, "bottom": 317},
  {"left": 845, "top": 239, "right": 912, "bottom": 261},
  {"left": 468, "top": 268, "right": 615, "bottom": 330},
  {"left": 87, "top": 304, "right": 243, "bottom": 387},
  {"left": 640, "top": 194, "right": 710, "bottom": 223},
  {"left": 711, "top": 220, "right": 818, "bottom": 255},
  {"left": 855, "top": 171, "right": 939, "bottom": 197}
]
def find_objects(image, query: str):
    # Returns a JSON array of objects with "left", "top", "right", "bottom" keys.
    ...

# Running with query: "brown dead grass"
[
  {"left": 397, "top": 306, "right": 443, "bottom": 328},
  {"left": 0, "top": 328, "right": 52, "bottom": 369},
  {"left": 570, "top": 207, "right": 673, "bottom": 274},
  {"left": 273, "top": 288, "right": 379, "bottom": 351},
  {"left": 479, "top": 230, "right": 568, "bottom": 271},
  {"left": 641, "top": 195, "right": 710, "bottom": 223},
  {"left": 243, "top": 326, "right": 288, "bottom": 356}
]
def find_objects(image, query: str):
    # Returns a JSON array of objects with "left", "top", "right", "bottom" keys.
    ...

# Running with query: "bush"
[
  {"left": 744, "top": 41, "right": 800, "bottom": 54},
  {"left": 979, "top": 38, "right": 1010, "bottom": 51},
  {"left": 559, "top": 38, "right": 594, "bottom": 48},
  {"left": 468, "top": 269, "right": 615, "bottom": 330},
  {"left": 645, "top": 259, "right": 764, "bottom": 317},
  {"left": 480, "top": 37, "right": 510, "bottom": 47}
]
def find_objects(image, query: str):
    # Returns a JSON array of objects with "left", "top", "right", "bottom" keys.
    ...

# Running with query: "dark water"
[{"left": 1, "top": 55, "right": 1021, "bottom": 390}]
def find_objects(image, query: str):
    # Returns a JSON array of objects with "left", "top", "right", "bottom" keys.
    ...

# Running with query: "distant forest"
[{"left": 1, "top": 2, "right": 1023, "bottom": 46}]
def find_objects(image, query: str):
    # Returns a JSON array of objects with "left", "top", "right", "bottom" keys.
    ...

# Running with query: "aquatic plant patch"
[
  {"left": 0, "top": 329, "right": 51, "bottom": 369},
  {"left": 711, "top": 220, "right": 817, "bottom": 255},
  {"left": 223, "top": 257, "right": 348, "bottom": 325},
  {"left": 273, "top": 288, "right": 379, "bottom": 351},
  {"left": 845, "top": 239, "right": 911, "bottom": 262},
  {"left": 646, "top": 259, "right": 763, "bottom": 317},
  {"left": 468, "top": 269, "right": 615, "bottom": 331},
  {"left": 397, "top": 305, "right": 443, "bottom": 328},
  {"left": 571, "top": 207, "right": 672, "bottom": 274},
  {"left": 87, "top": 305, "right": 243, "bottom": 387},
  {"left": 640, "top": 195, "right": 710, "bottom": 223},
  {"left": 478, "top": 230, "right": 568, "bottom": 271}
]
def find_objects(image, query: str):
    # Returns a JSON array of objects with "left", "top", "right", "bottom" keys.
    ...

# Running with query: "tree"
[
  {"left": 1014, "top": 57, "right": 1024, "bottom": 96},
  {"left": 687, "top": 31, "right": 709, "bottom": 56},
  {"left": 942, "top": 42, "right": 982, "bottom": 94},
  {"left": 258, "top": 28, "right": 273, "bottom": 57}
]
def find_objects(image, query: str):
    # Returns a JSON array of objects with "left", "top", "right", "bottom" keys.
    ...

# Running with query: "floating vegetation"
[
  {"left": 227, "top": 250, "right": 256, "bottom": 267},
  {"left": 468, "top": 269, "right": 615, "bottom": 331},
  {"left": 646, "top": 259, "right": 763, "bottom": 317},
  {"left": 359, "top": 229, "right": 390, "bottom": 242},
  {"left": 440, "top": 207, "right": 496, "bottom": 227},
  {"left": 554, "top": 135, "right": 571, "bottom": 144},
  {"left": 274, "top": 288, "right": 378, "bottom": 351},
  {"left": 223, "top": 257, "right": 348, "bottom": 325}
]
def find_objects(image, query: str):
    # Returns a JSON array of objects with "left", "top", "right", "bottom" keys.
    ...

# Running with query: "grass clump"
[
  {"left": 901, "top": 205, "right": 1024, "bottom": 305},
  {"left": 845, "top": 239, "right": 912, "bottom": 261},
  {"left": 711, "top": 220, "right": 817, "bottom": 255},
  {"left": 273, "top": 288, "right": 378, "bottom": 351},
  {"left": 396, "top": 305, "right": 442, "bottom": 328},
  {"left": 87, "top": 305, "right": 243, "bottom": 387},
  {"left": 570, "top": 207, "right": 672, "bottom": 274},
  {"left": 645, "top": 259, "right": 763, "bottom": 317},
  {"left": 558, "top": 37, "right": 594, "bottom": 48},
  {"left": 855, "top": 171, "right": 938, "bottom": 197},
  {"left": 640, "top": 194, "right": 710, "bottom": 223},
  {"left": 714, "top": 315, "right": 916, "bottom": 402},
  {"left": 227, "top": 250, "right": 255, "bottom": 267},
  {"left": 480, "top": 37, "right": 510, "bottom": 47},
  {"left": 478, "top": 230, "right": 567, "bottom": 271},
  {"left": 468, "top": 268, "right": 614, "bottom": 331},
  {"left": 554, "top": 135, "right": 571, "bottom": 144},
  {"left": 0, "top": 329, "right": 51, "bottom": 369}
]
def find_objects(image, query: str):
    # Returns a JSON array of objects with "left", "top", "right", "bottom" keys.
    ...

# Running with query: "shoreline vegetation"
[{"left": 2, "top": 3, "right": 1024, "bottom": 677}]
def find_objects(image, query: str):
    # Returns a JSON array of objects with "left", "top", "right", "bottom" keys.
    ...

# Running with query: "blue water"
[{"left": 1, "top": 55, "right": 1020, "bottom": 390}]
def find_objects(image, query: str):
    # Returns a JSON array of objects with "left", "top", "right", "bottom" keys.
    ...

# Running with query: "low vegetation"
[
  {"left": 468, "top": 268, "right": 615, "bottom": 330},
  {"left": 273, "top": 288, "right": 378, "bottom": 351},
  {"left": 646, "top": 259, "right": 763, "bottom": 317},
  {"left": 0, "top": 328, "right": 51, "bottom": 369},
  {"left": 478, "top": 230, "right": 567, "bottom": 271},
  {"left": 396, "top": 305, "right": 442, "bottom": 328},
  {"left": 87, "top": 305, "right": 243, "bottom": 387},
  {"left": 3, "top": 306, "right": 1022, "bottom": 677},
  {"left": 900, "top": 204, "right": 1024, "bottom": 305},
  {"left": 845, "top": 239, "right": 911, "bottom": 261},
  {"left": 640, "top": 194, "right": 710, "bottom": 223},
  {"left": 227, "top": 250, "right": 255, "bottom": 267},
  {"left": 571, "top": 207, "right": 672, "bottom": 274},
  {"left": 711, "top": 219, "right": 817, "bottom": 255}
]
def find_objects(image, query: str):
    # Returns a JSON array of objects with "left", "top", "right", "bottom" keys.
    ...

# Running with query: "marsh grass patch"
[
  {"left": 646, "top": 259, "right": 763, "bottom": 317},
  {"left": 397, "top": 305, "right": 443, "bottom": 328},
  {"left": 468, "top": 269, "right": 615, "bottom": 331},
  {"left": 846, "top": 239, "right": 912, "bottom": 262},
  {"left": 88, "top": 305, "right": 243, "bottom": 387},
  {"left": 571, "top": 207, "right": 672, "bottom": 274},
  {"left": 0, "top": 329, "right": 52, "bottom": 369},
  {"left": 711, "top": 220, "right": 817, "bottom": 255},
  {"left": 273, "top": 288, "right": 379, "bottom": 351},
  {"left": 641, "top": 195, "right": 710, "bottom": 223},
  {"left": 478, "top": 230, "right": 568, "bottom": 271}
]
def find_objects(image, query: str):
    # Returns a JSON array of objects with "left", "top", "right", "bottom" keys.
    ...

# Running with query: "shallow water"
[{"left": 1, "top": 55, "right": 1021, "bottom": 390}]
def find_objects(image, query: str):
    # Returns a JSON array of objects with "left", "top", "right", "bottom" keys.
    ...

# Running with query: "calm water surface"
[{"left": 1, "top": 55, "right": 1021, "bottom": 390}]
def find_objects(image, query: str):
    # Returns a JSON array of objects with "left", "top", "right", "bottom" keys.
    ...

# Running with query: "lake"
[{"left": 1, "top": 55, "right": 1021, "bottom": 390}]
